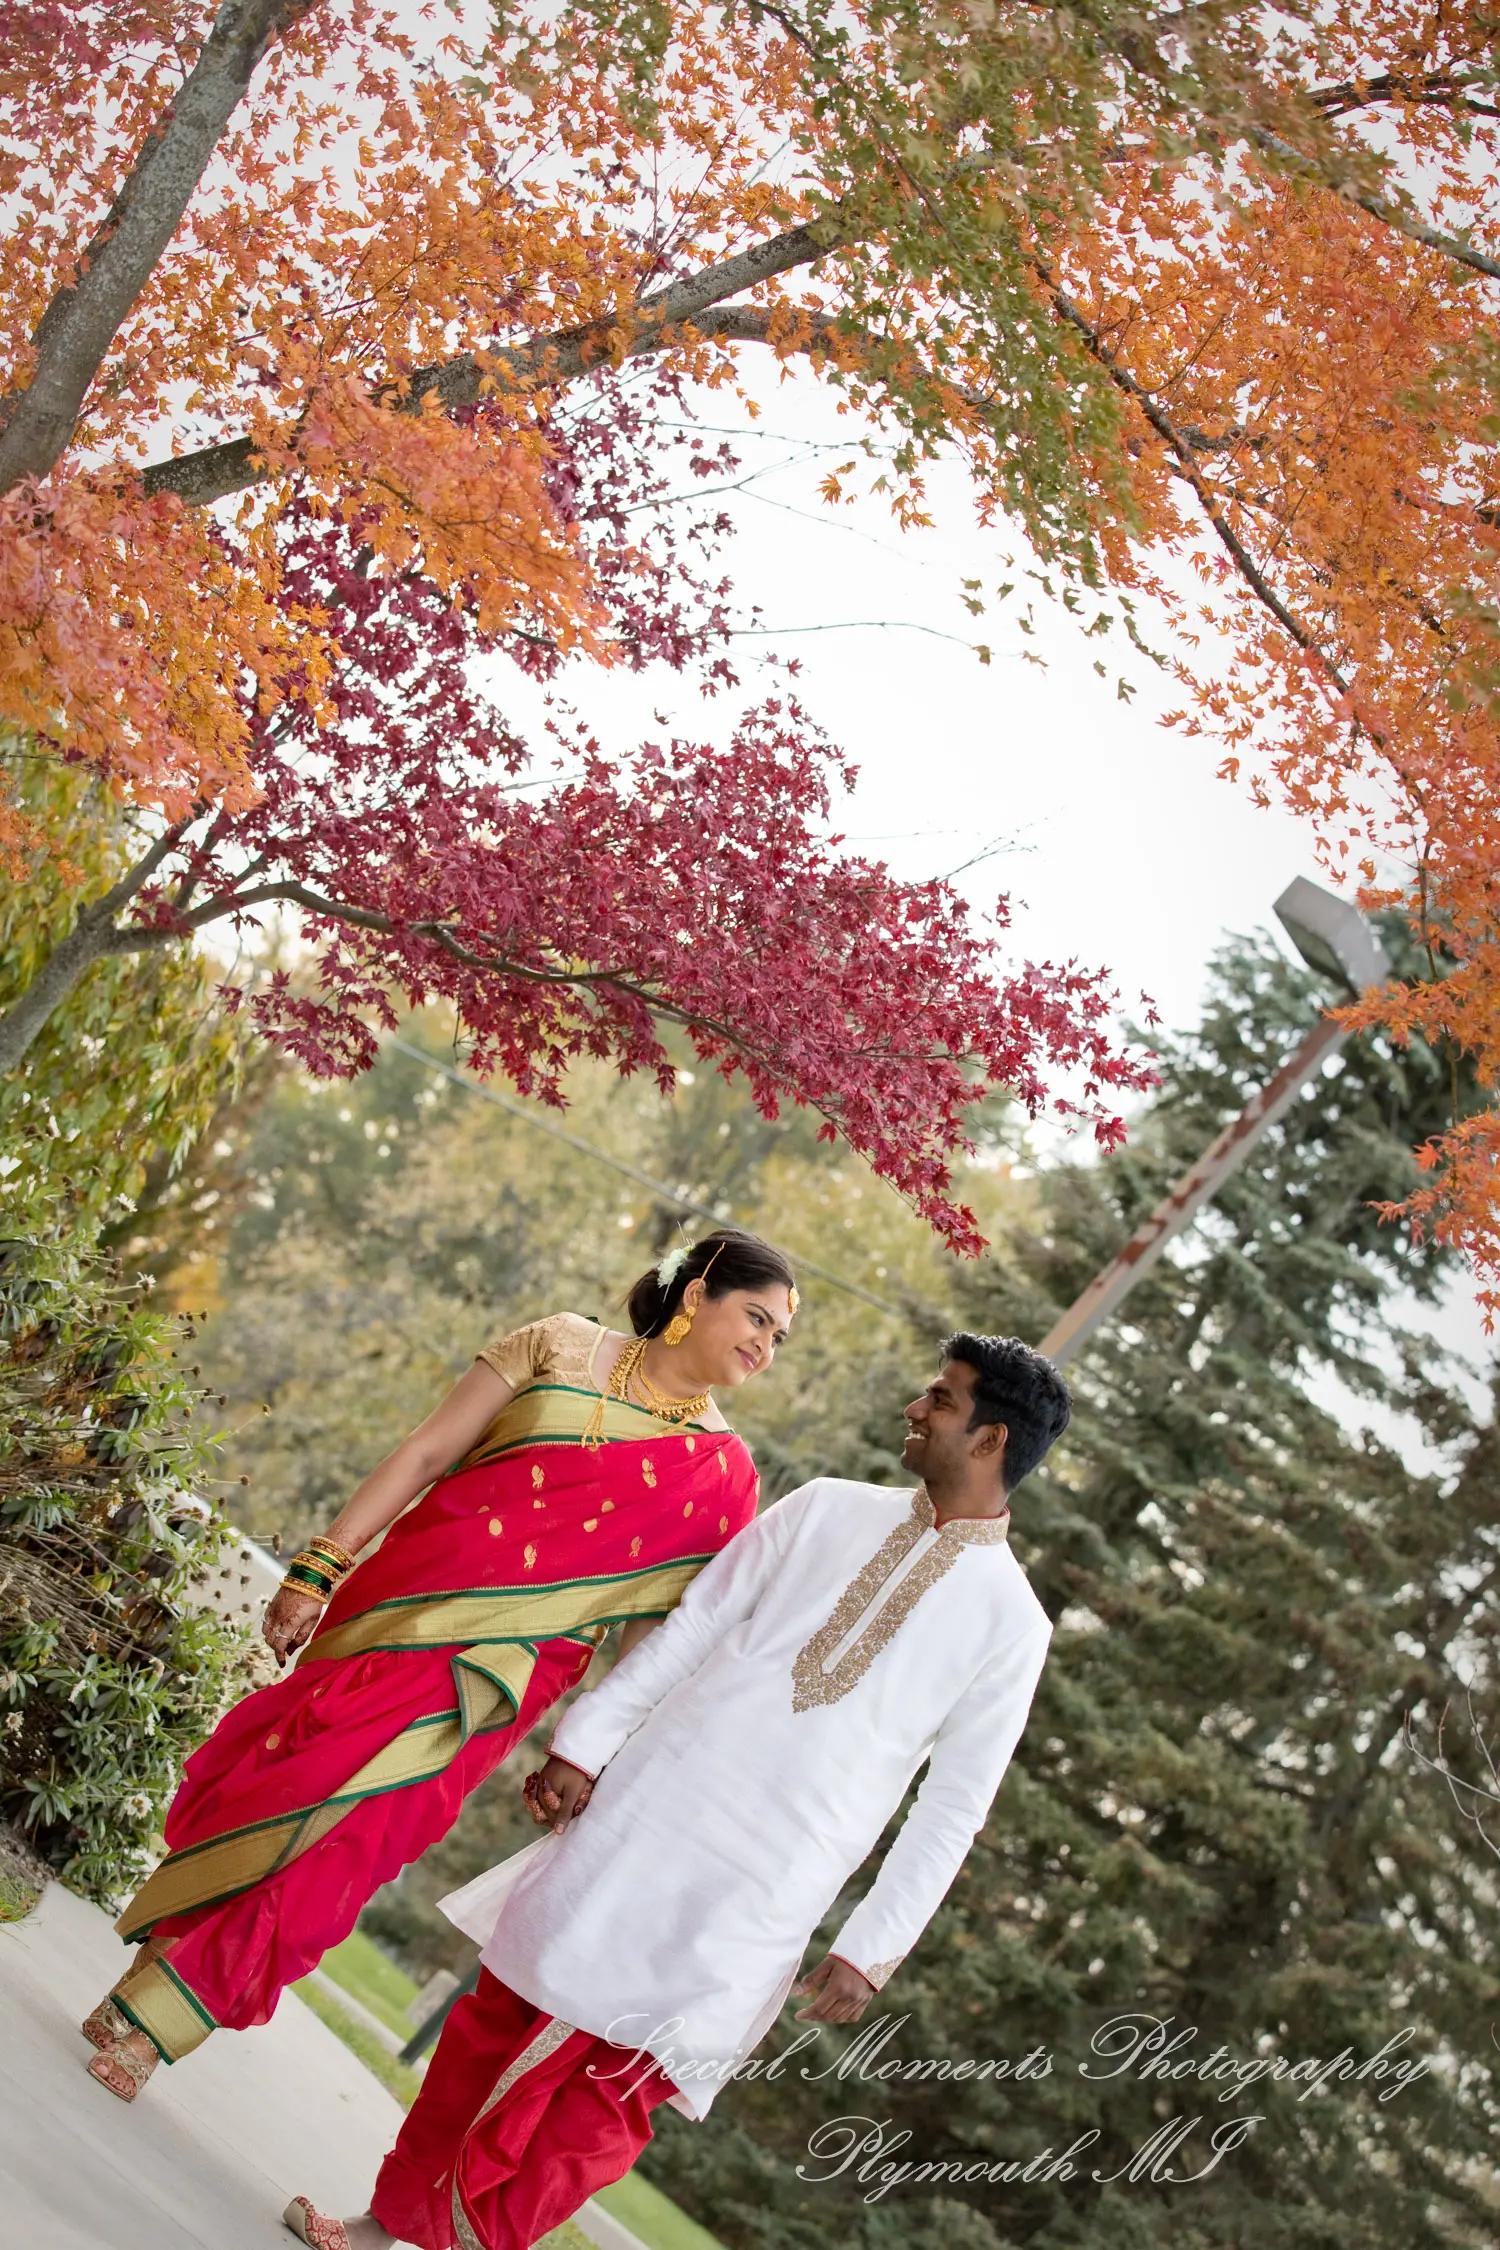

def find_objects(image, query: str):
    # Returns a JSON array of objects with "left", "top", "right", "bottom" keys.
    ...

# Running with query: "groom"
[{"left": 284, "top": 1333, "right": 1069, "bottom": 2250}]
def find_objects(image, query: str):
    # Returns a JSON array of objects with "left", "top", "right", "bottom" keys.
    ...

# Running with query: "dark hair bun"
[{"left": 626, "top": 1229, "right": 796, "bottom": 1338}]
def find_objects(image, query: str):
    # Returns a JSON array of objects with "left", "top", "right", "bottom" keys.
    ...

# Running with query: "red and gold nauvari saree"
[{"left": 111, "top": 1317, "right": 758, "bottom": 2061}]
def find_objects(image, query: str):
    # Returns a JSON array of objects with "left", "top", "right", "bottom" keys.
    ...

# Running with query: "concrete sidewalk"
[{"left": 0, "top": 1880, "right": 411, "bottom": 2249}]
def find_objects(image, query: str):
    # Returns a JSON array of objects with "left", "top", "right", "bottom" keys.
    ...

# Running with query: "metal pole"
[
  {"left": 1036, "top": 877, "right": 1393, "bottom": 1369},
  {"left": 1037, "top": 1013, "right": 1347, "bottom": 1369},
  {"left": 397, "top": 1961, "right": 481, "bottom": 2066}
]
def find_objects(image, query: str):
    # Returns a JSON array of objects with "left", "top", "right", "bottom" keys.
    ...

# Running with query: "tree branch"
[
  {"left": 1307, "top": 70, "right": 1500, "bottom": 123},
  {"left": 1040, "top": 271, "right": 1350, "bottom": 686},
  {"left": 141, "top": 223, "right": 831, "bottom": 507},
  {"left": 0, "top": 0, "right": 311, "bottom": 495},
  {"left": 1243, "top": 123, "right": 1500, "bottom": 285}
]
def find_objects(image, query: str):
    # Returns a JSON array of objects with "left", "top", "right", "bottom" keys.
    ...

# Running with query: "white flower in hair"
[{"left": 656, "top": 1243, "right": 693, "bottom": 1291}]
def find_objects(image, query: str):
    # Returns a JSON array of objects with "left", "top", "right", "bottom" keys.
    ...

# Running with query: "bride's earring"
[{"left": 662, "top": 1300, "right": 695, "bottom": 1348}]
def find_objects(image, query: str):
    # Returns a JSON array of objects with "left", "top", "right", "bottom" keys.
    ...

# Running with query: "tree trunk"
[
  {"left": 0, "top": 913, "right": 116, "bottom": 1076},
  {"left": 0, "top": 0, "right": 306, "bottom": 493}
]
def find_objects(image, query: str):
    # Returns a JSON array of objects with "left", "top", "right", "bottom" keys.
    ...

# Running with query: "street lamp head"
[{"left": 1273, "top": 877, "right": 1391, "bottom": 995}]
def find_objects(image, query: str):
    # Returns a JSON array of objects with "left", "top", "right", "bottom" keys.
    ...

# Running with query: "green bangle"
[{"left": 285, "top": 1560, "right": 336, "bottom": 1595}]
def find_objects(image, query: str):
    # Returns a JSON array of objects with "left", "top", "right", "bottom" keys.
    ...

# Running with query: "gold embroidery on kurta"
[
  {"left": 865, "top": 1956, "right": 904, "bottom": 1990},
  {"left": 790, "top": 1490, "right": 1008, "bottom": 1713}
]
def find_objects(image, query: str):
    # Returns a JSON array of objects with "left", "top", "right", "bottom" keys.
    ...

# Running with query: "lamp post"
[{"left": 1037, "top": 880, "right": 1391, "bottom": 1369}]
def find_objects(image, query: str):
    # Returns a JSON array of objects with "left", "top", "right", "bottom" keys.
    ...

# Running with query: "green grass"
[
  {"left": 0, "top": 1871, "right": 39, "bottom": 1924},
  {"left": 538, "top": 2226, "right": 595, "bottom": 2250},
  {"left": 292, "top": 1975, "right": 422, "bottom": 2108},
  {"left": 315, "top": 1927, "right": 422, "bottom": 2040},
  {"left": 597, "top": 2170, "right": 729, "bottom": 2250}
]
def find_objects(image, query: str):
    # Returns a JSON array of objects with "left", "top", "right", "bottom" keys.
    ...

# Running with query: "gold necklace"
[{"left": 609, "top": 1336, "right": 712, "bottom": 1426}]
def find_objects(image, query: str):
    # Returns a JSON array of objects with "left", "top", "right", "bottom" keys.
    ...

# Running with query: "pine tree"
[{"left": 644, "top": 927, "right": 1500, "bottom": 2250}]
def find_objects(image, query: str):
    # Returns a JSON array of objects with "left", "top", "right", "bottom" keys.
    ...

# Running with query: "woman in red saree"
[{"left": 82, "top": 1228, "right": 796, "bottom": 2100}]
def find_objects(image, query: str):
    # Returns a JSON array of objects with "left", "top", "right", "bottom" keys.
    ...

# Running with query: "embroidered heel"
[
  {"left": 86, "top": 2037, "right": 159, "bottom": 2102},
  {"left": 283, "top": 2197, "right": 353, "bottom": 2250},
  {"left": 81, "top": 1997, "right": 134, "bottom": 2052}
]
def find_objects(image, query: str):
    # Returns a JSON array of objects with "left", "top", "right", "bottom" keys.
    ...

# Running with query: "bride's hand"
[
  {"left": 262, "top": 1585, "right": 325, "bottom": 1668},
  {"left": 523, "top": 1758, "right": 594, "bottom": 1833}
]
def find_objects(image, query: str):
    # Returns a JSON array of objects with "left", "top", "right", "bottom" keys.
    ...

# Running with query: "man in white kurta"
[{"left": 312, "top": 1333, "right": 1069, "bottom": 2250}]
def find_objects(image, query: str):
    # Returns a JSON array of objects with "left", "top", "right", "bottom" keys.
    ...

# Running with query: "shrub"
[{"left": 0, "top": 1180, "right": 254, "bottom": 1903}]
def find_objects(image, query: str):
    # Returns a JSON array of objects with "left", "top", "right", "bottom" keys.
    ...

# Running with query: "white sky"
[{"left": 496, "top": 362, "right": 1321, "bottom": 1038}]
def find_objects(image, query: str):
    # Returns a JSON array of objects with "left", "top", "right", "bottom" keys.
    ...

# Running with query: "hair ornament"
[{"left": 656, "top": 1243, "right": 692, "bottom": 1292}]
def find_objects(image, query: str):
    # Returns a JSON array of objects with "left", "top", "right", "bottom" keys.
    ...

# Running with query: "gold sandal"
[
  {"left": 283, "top": 2197, "right": 352, "bottom": 2250},
  {"left": 86, "top": 2037, "right": 159, "bottom": 2102},
  {"left": 81, "top": 1997, "right": 134, "bottom": 2052}
]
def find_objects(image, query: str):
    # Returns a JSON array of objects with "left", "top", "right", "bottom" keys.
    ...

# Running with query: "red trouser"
[{"left": 372, "top": 1971, "right": 677, "bottom": 2250}]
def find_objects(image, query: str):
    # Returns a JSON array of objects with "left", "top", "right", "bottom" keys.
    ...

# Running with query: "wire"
[{"left": 385, "top": 1037, "right": 911, "bottom": 1319}]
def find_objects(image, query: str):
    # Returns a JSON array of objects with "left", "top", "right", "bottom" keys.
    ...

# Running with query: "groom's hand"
[
  {"left": 523, "top": 1756, "right": 594, "bottom": 1834},
  {"left": 793, "top": 1954, "right": 877, "bottom": 2024}
]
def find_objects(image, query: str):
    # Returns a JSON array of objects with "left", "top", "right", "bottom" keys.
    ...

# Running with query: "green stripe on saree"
[
  {"left": 460, "top": 1379, "right": 707, "bottom": 1463},
  {"left": 115, "top": 1954, "right": 219, "bottom": 2063},
  {"left": 301, "top": 1555, "right": 710, "bottom": 1667},
  {"left": 116, "top": 1368, "right": 748, "bottom": 1947},
  {"left": 116, "top": 1554, "right": 698, "bottom": 1941}
]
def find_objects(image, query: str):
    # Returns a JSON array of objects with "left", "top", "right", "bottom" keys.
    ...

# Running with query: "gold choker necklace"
[
  {"left": 612, "top": 1337, "right": 712, "bottom": 1424},
  {"left": 581, "top": 1336, "right": 712, "bottom": 1448}
]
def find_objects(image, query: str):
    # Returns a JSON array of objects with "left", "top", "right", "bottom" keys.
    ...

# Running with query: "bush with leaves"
[{"left": 0, "top": 1180, "right": 254, "bottom": 1903}]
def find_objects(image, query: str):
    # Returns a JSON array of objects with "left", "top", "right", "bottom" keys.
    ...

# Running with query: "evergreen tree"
[{"left": 644, "top": 927, "right": 1500, "bottom": 2250}]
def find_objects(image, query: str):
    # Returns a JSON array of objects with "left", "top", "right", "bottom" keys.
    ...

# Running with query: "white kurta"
[{"left": 443, "top": 1478, "right": 1052, "bottom": 2119}]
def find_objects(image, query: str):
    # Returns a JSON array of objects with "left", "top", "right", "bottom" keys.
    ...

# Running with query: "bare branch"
[
  {"left": 1404, "top": 1694, "right": 1500, "bottom": 1865},
  {"left": 0, "top": 0, "right": 310, "bottom": 495}
]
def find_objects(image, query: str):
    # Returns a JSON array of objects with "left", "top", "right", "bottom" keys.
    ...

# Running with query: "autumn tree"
[{"left": 6, "top": 4, "right": 1500, "bottom": 1272}]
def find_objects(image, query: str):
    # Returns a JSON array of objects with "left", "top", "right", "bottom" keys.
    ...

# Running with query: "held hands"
[
  {"left": 262, "top": 1584, "right": 325, "bottom": 1667},
  {"left": 523, "top": 1756, "right": 594, "bottom": 1834},
  {"left": 793, "top": 1955, "right": 878, "bottom": 2025}
]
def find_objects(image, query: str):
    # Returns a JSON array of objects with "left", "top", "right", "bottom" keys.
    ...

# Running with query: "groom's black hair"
[{"left": 941, "top": 1332, "right": 1072, "bottom": 1492}]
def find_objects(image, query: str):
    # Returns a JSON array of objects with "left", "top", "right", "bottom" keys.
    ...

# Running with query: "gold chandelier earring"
[{"left": 662, "top": 1299, "right": 695, "bottom": 1348}]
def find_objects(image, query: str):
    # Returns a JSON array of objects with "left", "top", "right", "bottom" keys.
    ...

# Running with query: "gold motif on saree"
[{"left": 790, "top": 1490, "right": 1008, "bottom": 1713}]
